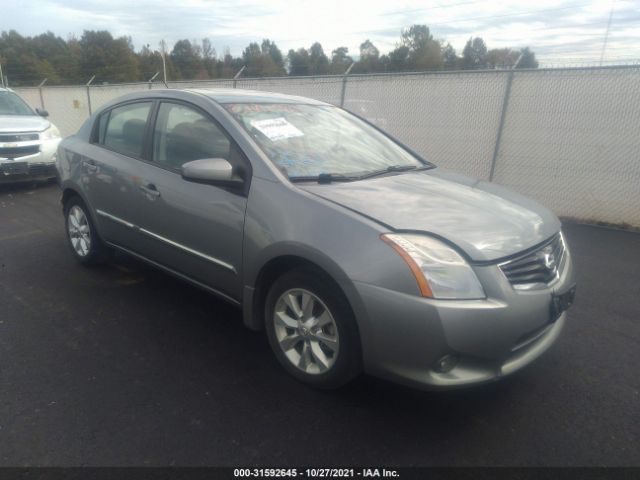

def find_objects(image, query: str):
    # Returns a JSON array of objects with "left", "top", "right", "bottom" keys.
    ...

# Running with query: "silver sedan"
[{"left": 56, "top": 88, "right": 576, "bottom": 390}]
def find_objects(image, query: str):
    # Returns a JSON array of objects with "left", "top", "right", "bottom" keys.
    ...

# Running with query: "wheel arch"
[
  {"left": 60, "top": 184, "right": 108, "bottom": 241},
  {"left": 61, "top": 186, "right": 82, "bottom": 209},
  {"left": 60, "top": 182, "right": 92, "bottom": 210},
  {"left": 243, "top": 246, "right": 366, "bottom": 340}
]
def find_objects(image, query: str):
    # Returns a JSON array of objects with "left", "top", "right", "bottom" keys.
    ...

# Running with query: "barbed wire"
[{"left": 6, "top": 60, "right": 640, "bottom": 88}]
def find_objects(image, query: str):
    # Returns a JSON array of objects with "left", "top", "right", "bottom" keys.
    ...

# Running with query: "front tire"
[
  {"left": 265, "top": 268, "right": 361, "bottom": 389},
  {"left": 64, "top": 196, "right": 110, "bottom": 265}
]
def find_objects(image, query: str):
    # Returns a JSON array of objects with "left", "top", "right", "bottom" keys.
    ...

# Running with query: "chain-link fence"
[{"left": 12, "top": 65, "right": 640, "bottom": 227}]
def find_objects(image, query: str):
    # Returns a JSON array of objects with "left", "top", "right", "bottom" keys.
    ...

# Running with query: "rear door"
[{"left": 82, "top": 101, "right": 154, "bottom": 247}]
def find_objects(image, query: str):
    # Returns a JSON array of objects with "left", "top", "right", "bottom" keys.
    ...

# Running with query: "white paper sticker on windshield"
[{"left": 250, "top": 117, "right": 304, "bottom": 141}]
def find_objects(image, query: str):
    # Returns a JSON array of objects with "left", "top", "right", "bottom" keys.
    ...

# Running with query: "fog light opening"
[{"left": 434, "top": 354, "right": 459, "bottom": 373}]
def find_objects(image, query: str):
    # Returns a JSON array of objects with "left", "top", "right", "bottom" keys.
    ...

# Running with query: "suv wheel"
[
  {"left": 265, "top": 268, "right": 361, "bottom": 389},
  {"left": 64, "top": 196, "right": 110, "bottom": 265}
]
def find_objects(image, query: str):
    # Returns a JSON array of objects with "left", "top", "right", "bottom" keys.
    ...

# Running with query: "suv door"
[{"left": 118, "top": 100, "right": 250, "bottom": 302}]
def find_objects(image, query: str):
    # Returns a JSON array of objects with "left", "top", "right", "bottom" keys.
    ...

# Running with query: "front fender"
[{"left": 241, "top": 240, "right": 368, "bottom": 332}]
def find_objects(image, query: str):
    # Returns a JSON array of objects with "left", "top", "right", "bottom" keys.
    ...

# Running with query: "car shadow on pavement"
[{"left": 105, "top": 248, "right": 518, "bottom": 424}]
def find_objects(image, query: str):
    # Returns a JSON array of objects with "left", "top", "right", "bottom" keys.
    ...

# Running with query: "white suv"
[{"left": 0, "top": 87, "right": 61, "bottom": 182}]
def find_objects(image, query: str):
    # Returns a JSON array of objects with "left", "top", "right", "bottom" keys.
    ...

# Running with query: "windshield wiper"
[
  {"left": 289, "top": 173, "right": 359, "bottom": 184},
  {"left": 355, "top": 164, "right": 433, "bottom": 180},
  {"left": 289, "top": 164, "right": 433, "bottom": 184}
]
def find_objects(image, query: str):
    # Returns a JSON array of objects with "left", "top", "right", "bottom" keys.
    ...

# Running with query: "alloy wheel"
[
  {"left": 67, "top": 205, "right": 92, "bottom": 257},
  {"left": 273, "top": 288, "right": 340, "bottom": 375}
]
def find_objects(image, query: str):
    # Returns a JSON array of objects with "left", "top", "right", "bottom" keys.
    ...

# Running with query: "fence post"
[
  {"left": 86, "top": 75, "right": 95, "bottom": 115},
  {"left": 38, "top": 78, "right": 48, "bottom": 110},
  {"left": 340, "top": 63, "right": 355, "bottom": 107},
  {"left": 148, "top": 72, "right": 159, "bottom": 90},
  {"left": 489, "top": 54, "right": 523, "bottom": 181},
  {"left": 233, "top": 66, "right": 246, "bottom": 88}
]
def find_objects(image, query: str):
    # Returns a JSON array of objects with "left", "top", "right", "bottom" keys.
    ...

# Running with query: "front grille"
[
  {"left": 28, "top": 163, "right": 56, "bottom": 176},
  {"left": 0, "top": 145, "right": 40, "bottom": 159},
  {"left": 500, "top": 233, "right": 566, "bottom": 288},
  {"left": 0, "top": 133, "right": 39, "bottom": 142}
]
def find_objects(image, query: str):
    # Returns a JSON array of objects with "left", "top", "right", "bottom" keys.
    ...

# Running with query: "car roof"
[
  {"left": 1, "top": 86, "right": 327, "bottom": 105},
  {"left": 186, "top": 88, "right": 329, "bottom": 105},
  {"left": 87, "top": 88, "right": 333, "bottom": 119}
]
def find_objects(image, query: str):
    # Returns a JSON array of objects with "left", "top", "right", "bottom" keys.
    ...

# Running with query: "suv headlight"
[
  {"left": 381, "top": 233, "right": 485, "bottom": 299},
  {"left": 41, "top": 125, "right": 61, "bottom": 141}
]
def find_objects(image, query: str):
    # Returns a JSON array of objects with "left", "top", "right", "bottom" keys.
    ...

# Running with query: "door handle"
[
  {"left": 83, "top": 160, "right": 98, "bottom": 174},
  {"left": 139, "top": 183, "right": 161, "bottom": 198}
]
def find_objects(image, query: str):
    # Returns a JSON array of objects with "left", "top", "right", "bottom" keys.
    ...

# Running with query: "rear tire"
[
  {"left": 265, "top": 267, "right": 362, "bottom": 389},
  {"left": 63, "top": 196, "right": 111, "bottom": 265}
]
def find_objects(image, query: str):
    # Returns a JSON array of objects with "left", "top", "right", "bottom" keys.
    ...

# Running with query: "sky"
[{"left": 3, "top": 0, "right": 640, "bottom": 65}]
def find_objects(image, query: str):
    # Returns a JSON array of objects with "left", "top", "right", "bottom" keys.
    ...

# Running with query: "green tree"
[
  {"left": 308, "top": 42, "right": 329, "bottom": 75},
  {"left": 329, "top": 46, "right": 352, "bottom": 74},
  {"left": 170, "top": 39, "right": 205, "bottom": 79},
  {"left": 384, "top": 25, "right": 443, "bottom": 72},
  {"left": 78, "top": 30, "right": 139, "bottom": 82},
  {"left": 517, "top": 47, "right": 539, "bottom": 69},
  {"left": 137, "top": 44, "right": 165, "bottom": 81},
  {"left": 0, "top": 30, "right": 37, "bottom": 85},
  {"left": 442, "top": 42, "right": 459, "bottom": 70},
  {"left": 216, "top": 47, "right": 243, "bottom": 78},
  {"left": 287, "top": 48, "right": 310, "bottom": 76},
  {"left": 401, "top": 25, "right": 431, "bottom": 51},
  {"left": 0, "top": 30, "right": 69, "bottom": 85},
  {"left": 0, "top": 27, "right": 541, "bottom": 84},
  {"left": 386, "top": 45, "right": 410, "bottom": 72},
  {"left": 261, "top": 39, "right": 285, "bottom": 71},
  {"left": 65, "top": 36, "right": 83, "bottom": 83},
  {"left": 242, "top": 42, "right": 262, "bottom": 75},
  {"left": 242, "top": 40, "right": 285, "bottom": 77},
  {"left": 355, "top": 39, "right": 380, "bottom": 73},
  {"left": 399, "top": 25, "right": 443, "bottom": 70},
  {"left": 461, "top": 37, "right": 488, "bottom": 69},
  {"left": 31, "top": 32, "right": 81, "bottom": 83},
  {"left": 486, "top": 48, "right": 518, "bottom": 68}
]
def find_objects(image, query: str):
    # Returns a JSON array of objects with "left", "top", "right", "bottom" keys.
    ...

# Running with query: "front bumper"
[
  {"left": 0, "top": 138, "right": 59, "bottom": 183},
  {"left": 353, "top": 247, "right": 575, "bottom": 389},
  {"left": 0, "top": 161, "right": 57, "bottom": 182}
]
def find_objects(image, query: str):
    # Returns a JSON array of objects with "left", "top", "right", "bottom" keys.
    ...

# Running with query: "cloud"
[{"left": 2, "top": 0, "right": 640, "bottom": 64}]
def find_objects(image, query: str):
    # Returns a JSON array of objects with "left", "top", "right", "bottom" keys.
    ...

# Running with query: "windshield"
[
  {"left": 0, "top": 91, "right": 35, "bottom": 116},
  {"left": 224, "top": 103, "right": 427, "bottom": 178}
]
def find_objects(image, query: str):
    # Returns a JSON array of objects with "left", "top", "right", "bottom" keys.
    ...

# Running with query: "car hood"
[
  {"left": 0, "top": 115, "right": 51, "bottom": 133},
  {"left": 299, "top": 169, "right": 560, "bottom": 262}
]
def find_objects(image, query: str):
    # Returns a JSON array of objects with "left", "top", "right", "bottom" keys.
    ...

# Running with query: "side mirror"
[
  {"left": 35, "top": 108, "right": 49, "bottom": 117},
  {"left": 181, "top": 158, "right": 242, "bottom": 185}
]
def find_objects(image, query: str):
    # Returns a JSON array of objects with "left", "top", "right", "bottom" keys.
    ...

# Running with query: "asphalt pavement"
[{"left": 0, "top": 181, "right": 638, "bottom": 467}]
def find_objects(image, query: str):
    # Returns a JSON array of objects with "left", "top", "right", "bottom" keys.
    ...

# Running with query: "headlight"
[
  {"left": 381, "top": 234, "right": 485, "bottom": 299},
  {"left": 41, "top": 125, "right": 61, "bottom": 141}
]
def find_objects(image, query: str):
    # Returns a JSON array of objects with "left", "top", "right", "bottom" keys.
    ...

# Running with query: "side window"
[
  {"left": 97, "top": 111, "right": 110, "bottom": 144},
  {"left": 152, "top": 102, "right": 241, "bottom": 170},
  {"left": 102, "top": 102, "right": 152, "bottom": 158}
]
